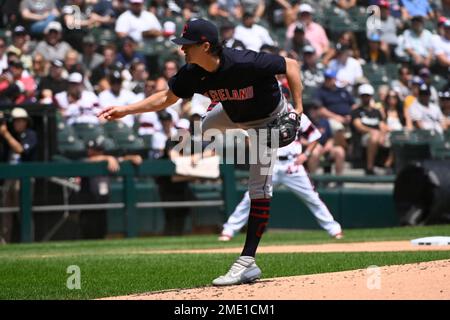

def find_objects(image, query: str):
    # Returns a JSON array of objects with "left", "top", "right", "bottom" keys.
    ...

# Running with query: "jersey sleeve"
[
  {"left": 250, "top": 50, "right": 287, "bottom": 76},
  {"left": 168, "top": 65, "right": 198, "bottom": 99},
  {"left": 300, "top": 114, "right": 321, "bottom": 143}
]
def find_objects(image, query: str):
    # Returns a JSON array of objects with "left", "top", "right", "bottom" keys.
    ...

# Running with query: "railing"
[{"left": 0, "top": 160, "right": 238, "bottom": 243}]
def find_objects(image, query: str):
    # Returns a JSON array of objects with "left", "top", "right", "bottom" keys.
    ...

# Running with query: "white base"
[{"left": 411, "top": 236, "right": 450, "bottom": 246}]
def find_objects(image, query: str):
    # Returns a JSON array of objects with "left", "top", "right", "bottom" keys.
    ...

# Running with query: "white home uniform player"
[{"left": 219, "top": 114, "right": 343, "bottom": 241}]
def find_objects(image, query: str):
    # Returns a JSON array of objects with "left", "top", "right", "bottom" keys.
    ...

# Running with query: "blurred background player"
[{"left": 219, "top": 111, "right": 343, "bottom": 241}]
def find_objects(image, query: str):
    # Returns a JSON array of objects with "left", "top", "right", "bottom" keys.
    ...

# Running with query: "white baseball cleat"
[
  {"left": 218, "top": 233, "right": 233, "bottom": 242},
  {"left": 212, "top": 256, "right": 261, "bottom": 286},
  {"left": 333, "top": 232, "right": 344, "bottom": 240}
]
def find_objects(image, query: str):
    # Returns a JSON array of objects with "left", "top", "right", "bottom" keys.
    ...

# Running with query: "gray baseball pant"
[{"left": 201, "top": 98, "right": 288, "bottom": 199}]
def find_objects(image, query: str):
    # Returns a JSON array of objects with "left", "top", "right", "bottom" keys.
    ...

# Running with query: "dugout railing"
[{"left": 0, "top": 160, "right": 239, "bottom": 243}]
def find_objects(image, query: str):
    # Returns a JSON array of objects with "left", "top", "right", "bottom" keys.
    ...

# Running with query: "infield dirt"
[{"left": 102, "top": 241, "right": 450, "bottom": 300}]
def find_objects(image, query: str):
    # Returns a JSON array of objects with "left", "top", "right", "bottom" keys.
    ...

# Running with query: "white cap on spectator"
[
  {"left": 299, "top": 4, "right": 315, "bottom": 14},
  {"left": 176, "top": 118, "right": 190, "bottom": 130},
  {"left": 163, "top": 21, "right": 177, "bottom": 37},
  {"left": 11, "top": 107, "right": 29, "bottom": 119},
  {"left": 44, "top": 21, "right": 63, "bottom": 34},
  {"left": 68, "top": 72, "right": 83, "bottom": 84},
  {"left": 129, "top": 0, "right": 144, "bottom": 3},
  {"left": 358, "top": 84, "right": 375, "bottom": 96}
]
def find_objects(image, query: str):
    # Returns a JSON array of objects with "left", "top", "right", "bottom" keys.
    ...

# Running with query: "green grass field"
[{"left": 1, "top": 225, "right": 450, "bottom": 300}]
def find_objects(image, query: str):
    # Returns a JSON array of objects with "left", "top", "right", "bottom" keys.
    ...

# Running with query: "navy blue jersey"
[{"left": 168, "top": 48, "right": 286, "bottom": 123}]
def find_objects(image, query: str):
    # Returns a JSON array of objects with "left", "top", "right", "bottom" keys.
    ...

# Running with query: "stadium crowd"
[{"left": 0, "top": 0, "right": 449, "bottom": 176}]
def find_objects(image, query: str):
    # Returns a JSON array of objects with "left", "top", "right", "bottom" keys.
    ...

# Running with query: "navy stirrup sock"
[{"left": 241, "top": 198, "right": 271, "bottom": 257}]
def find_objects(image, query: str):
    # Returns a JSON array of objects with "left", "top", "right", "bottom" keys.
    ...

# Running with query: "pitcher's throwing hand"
[{"left": 97, "top": 106, "right": 126, "bottom": 121}]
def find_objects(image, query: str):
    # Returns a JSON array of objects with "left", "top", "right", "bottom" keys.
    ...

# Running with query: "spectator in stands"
[
  {"left": 266, "top": 0, "right": 297, "bottom": 28},
  {"left": 0, "top": 37, "right": 8, "bottom": 75},
  {"left": 20, "top": 0, "right": 60, "bottom": 35},
  {"left": 116, "top": 36, "right": 146, "bottom": 70},
  {"left": 284, "top": 22, "right": 311, "bottom": 60},
  {"left": 33, "top": 22, "right": 73, "bottom": 62},
  {"left": 351, "top": 84, "right": 389, "bottom": 175},
  {"left": 38, "top": 59, "right": 68, "bottom": 102},
  {"left": 220, "top": 21, "right": 246, "bottom": 50},
  {"left": 418, "top": 67, "right": 439, "bottom": 105},
  {"left": 90, "top": 45, "right": 118, "bottom": 90},
  {"left": 30, "top": 54, "right": 49, "bottom": 89},
  {"left": 149, "top": 0, "right": 173, "bottom": 20},
  {"left": 369, "top": 0, "right": 400, "bottom": 58},
  {"left": 112, "top": 0, "right": 128, "bottom": 17},
  {"left": 361, "top": 33, "right": 390, "bottom": 64},
  {"left": 382, "top": 88, "right": 409, "bottom": 168},
  {"left": 64, "top": 49, "right": 83, "bottom": 75},
  {"left": 400, "top": 0, "right": 434, "bottom": 20},
  {"left": 323, "top": 31, "right": 360, "bottom": 65},
  {"left": 301, "top": 45, "right": 325, "bottom": 88},
  {"left": 439, "top": 90, "right": 450, "bottom": 128},
  {"left": 408, "top": 83, "right": 448, "bottom": 134},
  {"left": 62, "top": 0, "right": 116, "bottom": 43},
  {"left": 161, "top": 59, "right": 179, "bottom": 81},
  {"left": 0, "top": 0, "right": 20, "bottom": 29},
  {"left": 126, "top": 60, "right": 149, "bottom": 95},
  {"left": 61, "top": 0, "right": 93, "bottom": 51},
  {"left": 307, "top": 105, "right": 345, "bottom": 177},
  {"left": 234, "top": 11, "right": 274, "bottom": 52},
  {"left": 79, "top": 136, "right": 142, "bottom": 239},
  {"left": 115, "top": 0, "right": 162, "bottom": 42},
  {"left": 327, "top": 43, "right": 364, "bottom": 90},
  {"left": 151, "top": 110, "right": 177, "bottom": 158},
  {"left": 433, "top": 19, "right": 450, "bottom": 73},
  {"left": 80, "top": 35, "right": 104, "bottom": 76},
  {"left": 87, "top": 0, "right": 117, "bottom": 28},
  {"left": 0, "top": 108, "right": 37, "bottom": 243},
  {"left": 136, "top": 80, "right": 160, "bottom": 137},
  {"left": 7, "top": 26, "right": 33, "bottom": 72},
  {"left": 286, "top": 4, "right": 329, "bottom": 58},
  {"left": 391, "top": 66, "right": 412, "bottom": 100},
  {"left": 0, "top": 59, "right": 37, "bottom": 105},
  {"left": 241, "top": 0, "right": 266, "bottom": 20},
  {"left": 54, "top": 72, "right": 100, "bottom": 125},
  {"left": 314, "top": 69, "right": 356, "bottom": 149},
  {"left": 400, "top": 16, "right": 434, "bottom": 67},
  {"left": 382, "top": 89, "right": 409, "bottom": 131},
  {"left": 155, "top": 110, "right": 204, "bottom": 236},
  {"left": 335, "top": 0, "right": 356, "bottom": 10},
  {"left": 208, "top": 0, "right": 242, "bottom": 20},
  {"left": 403, "top": 75, "right": 424, "bottom": 121},
  {"left": 98, "top": 71, "right": 140, "bottom": 128}
]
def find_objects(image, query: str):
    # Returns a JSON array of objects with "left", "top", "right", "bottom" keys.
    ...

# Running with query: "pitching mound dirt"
[
  {"left": 140, "top": 240, "right": 450, "bottom": 255},
  {"left": 102, "top": 259, "right": 450, "bottom": 300}
]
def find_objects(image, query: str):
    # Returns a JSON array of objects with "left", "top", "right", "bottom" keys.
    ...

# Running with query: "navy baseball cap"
[{"left": 172, "top": 19, "right": 219, "bottom": 46}]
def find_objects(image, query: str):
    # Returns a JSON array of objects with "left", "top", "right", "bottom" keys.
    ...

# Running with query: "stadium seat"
[
  {"left": 445, "top": 130, "right": 450, "bottom": 142},
  {"left": 91, "top": 28, "right": 117, "bottom": 46},
  {"left": 57, "top": 134, "right": 86, "bottom": 159},
  {"left": 431, "top": 74, "right": 447, "bottom": 91},
  {"left": 72, "top": 123, "right": 105, "bottom": 143},
  {"left": 302, "top": 86, "right": 317, "bottom": 108},
  {"left": 363, "top": 63, "right": 389, "bottom": 87},
  {"left": 411, "top": 129, "right": 444, "bottom": 144},
  {"left": 103, "top": 121, "right": 134, "bottom": 138},
  {"left": 115, "top": 133, "right": 147, "bottom": 154},
  {"left": 430, "top": 140, "right": 450, "bottom": 160}
]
